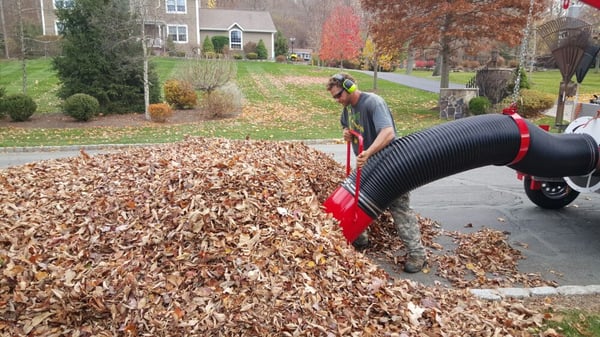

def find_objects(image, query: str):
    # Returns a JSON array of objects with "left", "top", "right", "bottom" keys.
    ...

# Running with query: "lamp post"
[{"left": 289, "top": 37, "right": 295, "bottom": 54}]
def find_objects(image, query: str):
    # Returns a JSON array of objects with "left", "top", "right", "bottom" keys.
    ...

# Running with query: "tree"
[
  {"left": 319, "top": 5, "right": 363, "bottom": 67},
  {"left": 179, "top": 58, "right": 237, "bottom": 94},
  {"left": 256, "top": 39, "right": 268, "bottom": 59},
  {"left": 202, "top": 36, "right": 215, "bottom": 55},
  {"left": 0, "top": 0, "right": 9, "bottom": 59},
  {"left": 362, "top": 37, "right": 380, "bottom": 89},
  {"left": 131, "top": 0, "right": 159, "bottom": 120},
  {"left": 53, "top": 0, "right": 160, "bottom": 114},
  {"left": 360, "top": 0, "right": 547, "bottom": 89},
  {"left": 16, "top": 0, "right": 26, "bottom": 94},
  {"left": 274, "top": 30, "right": 288, "bottom": 57}
]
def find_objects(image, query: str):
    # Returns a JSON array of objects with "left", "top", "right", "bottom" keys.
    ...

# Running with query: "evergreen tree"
[
  {"left": 52, "top": 0, "right": 160, "bottom": 114},
  {"left": 202, "top": 36, "right": 215, "bottom": 56},
  {"left": 256, "top": 39, "right": 268, "bottom": 59},
  {"left": 274, "top": 30, "right": 288, "bottom": 57}
]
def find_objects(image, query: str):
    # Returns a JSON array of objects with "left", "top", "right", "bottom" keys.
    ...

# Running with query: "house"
[
  {"left": 36, "top": 0, "right": 277, "bottom": 58},
  {"left": 292, "top": 48, "right": 313, "bottom": 62},
  {"left": 198, "top": 9, "right": 276, "bottom": 59}
]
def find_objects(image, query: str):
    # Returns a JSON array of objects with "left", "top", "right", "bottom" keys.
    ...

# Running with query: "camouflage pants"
[{"left": 389, "top": 192, "right": 425, "bottom": 258}]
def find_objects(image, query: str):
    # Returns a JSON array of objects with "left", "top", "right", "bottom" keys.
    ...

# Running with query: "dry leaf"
[{"left": 0, "top": 138, "right": 554, "bottom": 336}]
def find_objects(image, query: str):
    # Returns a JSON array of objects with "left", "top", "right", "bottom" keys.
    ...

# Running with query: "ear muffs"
[{"left": 333, "top": 74, "right": 357, "bottom": 94}]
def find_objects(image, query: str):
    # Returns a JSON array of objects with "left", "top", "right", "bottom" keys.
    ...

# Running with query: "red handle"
[{"left": 345, "top": 130, "right": 363, "bottom": 212}]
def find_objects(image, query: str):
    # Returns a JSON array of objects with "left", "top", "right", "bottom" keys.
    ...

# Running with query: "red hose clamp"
[{"left": 503, "top": 104, "right": 530, "bottom": 165}]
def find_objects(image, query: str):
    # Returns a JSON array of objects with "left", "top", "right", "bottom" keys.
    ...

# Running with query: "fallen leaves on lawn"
[{"left": 1, "top": 138, "right": 547, "bottom": 336}]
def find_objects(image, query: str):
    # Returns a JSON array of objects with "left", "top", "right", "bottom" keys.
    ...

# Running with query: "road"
[
  {"left": 2, "top": 144, "right": 600, "bottom": 287},
  {"left": 359, "top": 70, "right": 466, "bottom": 93}
]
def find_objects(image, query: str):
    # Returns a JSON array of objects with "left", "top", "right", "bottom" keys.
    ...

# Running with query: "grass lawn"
[
  {"left": 0, "top": 58, "right": 582, "bottom": 147},
  {"left": 409, "top": 68, "right": 600, "bottom": 97}
]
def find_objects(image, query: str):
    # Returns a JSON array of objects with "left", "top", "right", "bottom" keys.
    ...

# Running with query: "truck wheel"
[{"left": 523, "top": 176, "right": 579, "bottom": 209}]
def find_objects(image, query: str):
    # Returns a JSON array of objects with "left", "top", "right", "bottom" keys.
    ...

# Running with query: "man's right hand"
[{"left": 343, "top": 128, "right": 353, "bottom": 142}]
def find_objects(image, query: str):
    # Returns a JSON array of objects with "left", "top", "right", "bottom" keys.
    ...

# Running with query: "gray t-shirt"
[{"left": 340, "top": 92, "right": 397, "bottom": 155}]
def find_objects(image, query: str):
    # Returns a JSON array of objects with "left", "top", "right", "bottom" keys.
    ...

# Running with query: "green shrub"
[
  {"left": 202, "top": 36, "right": 215, "bottom": 55},
  {"left": 0, "top": 87, "right": 6, "bottom": 118},
  {"left": 0, "top": 93, "right": 37, "bottom": 122},
  {"left": 256, "top": 39, "right": 268, "bottom": 60},
  {"left": 468, "top": 96, "right": 491, "bottom": 115},
  {"left": 164, "top": 79, "right": 197, "bottom": 109},
  {"left": 506, "top": 67, "right": 531, "bottom": 94},
  {"left": 62, "top": 93, "right": 100, "bottom": 121},
  {"left": 246, "top": 52, "right": 258, "bottom": 60},
  {"left": 502, "top": 89, "right": 555, "bottom": 118},
  {"left": 148, "top": 103, "right": 173, "bottom": 123},
  {"left": 211, "top": 36, "right": 229, "bottom": 54}
]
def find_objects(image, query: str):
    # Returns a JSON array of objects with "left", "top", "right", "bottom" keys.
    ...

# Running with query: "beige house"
[
  {"left": 37, "top": 0, "right": 277, "bottom": 58},
  {"left": 198, "top": 9, "right": 276, "bottom": 59}
]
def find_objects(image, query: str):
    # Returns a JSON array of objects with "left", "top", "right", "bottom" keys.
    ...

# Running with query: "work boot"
[
  {"left": 404, "top": 254, "right": 427, "bottom": 273},
  {"left": 352, "top": 232, "right": 369, "bottom": 251}
]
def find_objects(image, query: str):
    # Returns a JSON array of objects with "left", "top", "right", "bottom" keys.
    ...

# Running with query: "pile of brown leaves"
[{"left": 1, "top": 138, "right": 547, "bottom": 336}]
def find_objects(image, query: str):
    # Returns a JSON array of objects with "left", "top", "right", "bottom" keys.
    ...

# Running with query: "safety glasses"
[{"left": 333, "top": 88, "right": 344, "bottom": 100}]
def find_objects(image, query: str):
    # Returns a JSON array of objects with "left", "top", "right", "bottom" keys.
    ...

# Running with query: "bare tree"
[
  {"left": 179, "top": 58, "right": 237, "bottom": 94},
  {"left": 0, "top": 0, "right": 9, "bottom": 59},
  {"left": 16, "top": 0, "right": 26, "bottom": 94},
  {"left": 131, "top": 0, "right": 151, "bottom": 120}
]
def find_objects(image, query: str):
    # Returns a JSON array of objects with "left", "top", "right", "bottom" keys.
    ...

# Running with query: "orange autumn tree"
[
  {"left": 360, "top": 0, "right": 548, "bottom": 89},
  {"left": 319, "top": 5, "right": 363, "bottom": 68}
]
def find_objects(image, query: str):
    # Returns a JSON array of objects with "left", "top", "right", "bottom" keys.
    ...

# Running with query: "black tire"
[{"left": 523, "top": 176, "right": 579, "bottom": 209}]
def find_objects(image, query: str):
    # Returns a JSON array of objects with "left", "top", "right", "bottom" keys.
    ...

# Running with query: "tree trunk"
[
  {"left": 439, "top": 35, "right": 451, "bottom": 89},
  {"left": 142, "top": 21, "right": 150, "bottom": 120},
  {"left": 432, "top": 55, "right": 441, "bottom": 77},
  {"left": 16, "top": 0, "right": 26, "bottom": 94},
  {"left": 0, "top": 0, "right": 9, "bottom": 59},
  {"left": 135, "top": 0, "right": 150, "bottom": 120},
  {"left": 405, "top": 47, "right": 414, "bottom": 75},
  {"left": 372, "top": 54, "right": 378, "bottom": 91}
]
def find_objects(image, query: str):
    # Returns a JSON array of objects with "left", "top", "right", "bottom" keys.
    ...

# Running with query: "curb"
[
  {"left": 0, "top": 139, "right": 343, "bottom": 153},
  {"left": 470, "top": 284, "right": 600, "bottom": 300},
  {"left": 0, "top": 143, "right": 151, "bottom": 153}
]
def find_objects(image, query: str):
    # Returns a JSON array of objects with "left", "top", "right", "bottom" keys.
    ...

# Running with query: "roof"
[{"left": 199, "top": 9, "right": 276, "bottom": 33}]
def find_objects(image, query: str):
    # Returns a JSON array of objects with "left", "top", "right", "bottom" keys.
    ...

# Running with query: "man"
[{"left": 326, "top": 73, "right": 427, "bottom": 273}]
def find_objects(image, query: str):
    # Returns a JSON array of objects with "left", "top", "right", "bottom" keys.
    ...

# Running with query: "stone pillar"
[{"left": 439, "top": 88, "right": 479, "bottom": 119}]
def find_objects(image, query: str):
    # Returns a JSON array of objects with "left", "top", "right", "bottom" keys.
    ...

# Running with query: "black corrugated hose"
[{"left": 341, "top": 113, "right": 599, "bottom": 219}]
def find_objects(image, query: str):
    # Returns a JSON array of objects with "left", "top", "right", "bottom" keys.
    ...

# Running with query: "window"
[
  {"left": 166, "top": 0, "right": 186, "bottom": 13},
  {"left": 167, "top": 25, "right": 188, "bottom": 43},
  {"left": 55, "top": 21, "right": 66, "bottom": 35},
  {"left": 230, "top": 30, "right": 242, "bottom": 50},
  {"left": 54, "top": 0, "right": 74, "bottom": 9}
]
